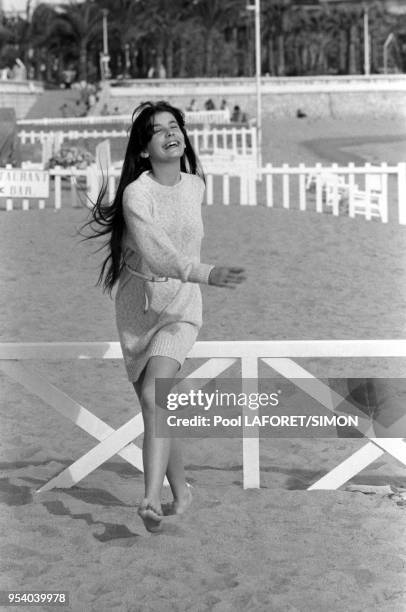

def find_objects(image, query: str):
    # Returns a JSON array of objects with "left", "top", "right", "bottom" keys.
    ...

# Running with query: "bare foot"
[
  {"left": 138, "top": 500, "right": 163, "bottom": 533},
  {"left": 172, "top": 483, "right": 193, "bottom": 516}
]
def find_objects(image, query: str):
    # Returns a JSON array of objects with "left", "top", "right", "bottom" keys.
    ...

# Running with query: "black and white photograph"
[{"left": 1, "top": 0, "right": 406, "bottom": 610}]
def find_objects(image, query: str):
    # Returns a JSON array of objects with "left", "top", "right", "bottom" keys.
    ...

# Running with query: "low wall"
[
  {"left": 107, "top": 75, "right": 406, "bottom": 120},
  {"left": 0, "top": 80, "right": 44, "bottom": 120}
]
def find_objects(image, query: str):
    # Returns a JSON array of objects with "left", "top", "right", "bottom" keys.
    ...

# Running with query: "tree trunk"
[
  {"left": 277, "top": 35, "right": 285, "bottom": 75},
  {"left": 230, "top": 27, "right": 239, "bottom": 76},
  {"left": 166, "top": 37, "right": 174, "bottom": 78},
  {"left": 317, "top": 42, "right": 327, "bottom": 74},
  {"left": 79, "top": 41, "right": 87, "bottom": 81},
  {"left": 301, "top": 44, "right": 308, "bottom": 73},
  {"left": 178, "top": 37, "right": 187, "bottom": 77},
  {"left": 267, "top": 36, "right": 275, "bottom": 75},
  {"left": 348, "top": 24, "right": 358, "bottom": 74},
  {"left": 205, "top": 30, "right": 214, "bottom": 76},
  {"left": 155, "top": 37, "right": 164, "bottom": 75},
  {"left": 338, "top": 29, "right": 347, "bottom": 74},
  {"left": 293, "top": 35, "right": 301, "bottom": 75}
]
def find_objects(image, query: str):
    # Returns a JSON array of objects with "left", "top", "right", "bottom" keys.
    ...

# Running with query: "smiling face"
[{"left": 143, "top": 111, "right": 186, "bottom": 163}]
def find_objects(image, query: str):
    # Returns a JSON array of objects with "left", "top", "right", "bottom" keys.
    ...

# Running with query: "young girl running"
[{"left": 86, "top": 101, "right": 245, "bottom": 532}]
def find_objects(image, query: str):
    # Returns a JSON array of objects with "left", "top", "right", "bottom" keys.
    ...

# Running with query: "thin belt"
[
  {"left": 123, "top": 259, "right": 168, "bottom": 313},
  {"left": 124, "top": 260, "right": 168, "bottom": 283}
]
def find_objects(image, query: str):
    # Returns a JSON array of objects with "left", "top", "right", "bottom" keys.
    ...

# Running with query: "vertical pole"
[
  {"left": 101, "top": 9, "right": 110, "bottom": 80},
  {"left": 364, "top": 5, "right": 370, "bottom": 76},
  {"left": 255, "top": 0, "right": 262, "bottom": 174},
  {"left": 103, "top": 10, "right": 108, "bottom": 57}
]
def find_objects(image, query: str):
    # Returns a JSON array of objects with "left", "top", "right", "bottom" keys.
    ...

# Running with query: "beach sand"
[{"left": 1, "top": 118, "right": 406, "bottom": 611}]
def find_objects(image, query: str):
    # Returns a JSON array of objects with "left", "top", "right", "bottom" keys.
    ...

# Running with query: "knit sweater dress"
[{"left": 115, "top": 170, "right": 214, "bottom": 382}]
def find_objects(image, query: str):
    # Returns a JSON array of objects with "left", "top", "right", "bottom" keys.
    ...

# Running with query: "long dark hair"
[{"left": 82, "top": 100, "right": 205, "bottom": 295}]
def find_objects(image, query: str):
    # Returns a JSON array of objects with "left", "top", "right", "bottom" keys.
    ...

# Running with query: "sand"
[{"left": 1, "top": 118, "right": 406, "bottom": 612}]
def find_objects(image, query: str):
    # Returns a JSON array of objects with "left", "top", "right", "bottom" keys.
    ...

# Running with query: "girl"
[{"left": 86, "top": 101, "right": 245, "bottom": 532}]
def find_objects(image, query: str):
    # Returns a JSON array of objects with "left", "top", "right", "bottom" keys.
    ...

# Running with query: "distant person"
[
  {"left": 147, "top": 66, "right": 155, "bottom": 78},
  {"left": 100, "top": 103, "right": 110, "bottom": 116},
  {"left": 231, "top": 105, "right": 248, "bottom": 123},
  {"left": 87, "top": 91, "right": 97, "bottom": 111},
  {"left": 220, "top": 98, "right": 230, "bottom": 121},
  {"left": 59, "top": 103, "right": 70, "bottom": 118},
  {"left": 158, "top": 62, "right": 166, "bottom": 79},
  {"left": 74, "top": 100, "right": 87, "bottom": 117},
  {"left": 61, "top": 68, "right": 75, "bottom": 89},
  {"left": 204, "top": 98, "right": 215, "bottom": 111},
  {"left": 12, "top": 58, "right": 27, "bottom": 80},
  {"left": 186, "top": 98, "right": 198, "bottom": 111},
  {"left": 113, "top": 106, "right": 120, "bottom": 115}
]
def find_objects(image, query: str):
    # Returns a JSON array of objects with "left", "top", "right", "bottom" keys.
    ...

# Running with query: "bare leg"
[{"left": 133, "top": 356, "right": 193, "bottom": 522}]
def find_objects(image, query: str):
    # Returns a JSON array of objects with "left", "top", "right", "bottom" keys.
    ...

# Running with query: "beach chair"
[
  {"left": 306, "top": 171, "right": 348, "bottom": 215},
  {"left": 349, "top": 174, "right": 388, "bottom": 222}
]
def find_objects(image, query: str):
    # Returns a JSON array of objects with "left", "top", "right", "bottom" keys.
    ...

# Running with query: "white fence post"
[
  {"left": 54, "top": 167, "right": 62, "bottom": 210},
  {"left": 241, "top": 356, "right": 260, "bottom": 489},
  {"left": 86, "top": 163, "right": 99, "bottom": 204},
  {"left": 299, "top": 163, "right": 306, "bottom": 211},
  {"left": 282, "top": 163, "right": 290, "bottom": 209},
  {"left": 206, "top": 173, "right": 214, "bottom": 205},
  {"left": 265, "top": 164, "right": 273, "bottom": 208},
  {"left": 398, "top": 162, "right": 406, "bottom": 225},
  {"left": 330, "top": 162, "right": 339, "bottom": 216},
  {"left": 315, "top": 162, "right": 323, "bottom": 213},
  {"left": 348, "top": 162, "right": 356, "bottom": 218},
  {"left": 380, "top": 162, "right": 388, "bottom": 224},
  {"left": 223, "top": 174, "right": 230, "bottom": 206}
]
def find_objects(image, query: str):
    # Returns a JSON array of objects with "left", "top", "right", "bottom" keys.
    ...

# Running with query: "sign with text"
[{"left": 0, "top": 168, "right": 49, "bottom": 198}]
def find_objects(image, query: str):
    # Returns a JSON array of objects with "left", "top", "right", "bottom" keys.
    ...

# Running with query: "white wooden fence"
[
  {"left": 17, "top": 126, "right": 256, "bottom": 163},
  {"left": 1, "top": 340, "right": 406, "bottom": 491},
  {"left": 17, "top": 109, "right": 231, "bottom": 128},
  {"left": 2, "top": 161, "right": 406, "bottom": 225},
  {"left": 261, "top": 162, "right": 406, "bottom": 223}
]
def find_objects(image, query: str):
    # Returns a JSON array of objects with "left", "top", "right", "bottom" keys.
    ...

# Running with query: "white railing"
[
  {"left": 18, "top": 128, "right": 128, "bottom": 144},
  {"left": 261, "top": 162, "right": 406, "bottom": 224},
  {"left": 17, "top": 125, "right": 256, "bottom": 165},
  {"left": 3, "top": 161, "right": 406, "bottom": 225},
  {"left": 1, "top": 339, "right": 406, "bottom": 491},
  {"left": 17, "top": 109, "right": 231, "bottom": 128}
]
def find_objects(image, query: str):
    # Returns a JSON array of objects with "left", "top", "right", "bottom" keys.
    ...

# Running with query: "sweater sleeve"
[{"left": 123, "top": 183, "right": 214, "bottom": 284}]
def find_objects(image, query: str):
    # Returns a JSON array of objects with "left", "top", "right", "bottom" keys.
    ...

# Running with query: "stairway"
[{"left": 25, "top": 88, "right": 81, "bottom": 119}]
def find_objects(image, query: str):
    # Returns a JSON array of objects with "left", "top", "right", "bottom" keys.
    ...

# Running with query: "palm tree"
[
  {"left": 27, "top": 3, "right": 60, "bottom": 80},
  {"left": 134, "top": 0, "right": 193, "bottom": 77},
  {"left": 96, "top": 0, "right": 145, "bottom": 77},
  {"left": 48, "top": 1, "right": 103, "bottom": 81},
  {"left": 192, "top": 0, "right": 243, "bottom": 76}
]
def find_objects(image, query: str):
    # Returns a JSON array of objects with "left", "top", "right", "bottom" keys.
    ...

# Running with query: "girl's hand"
[{"left": 208, "top": 266, "right": 246, "bottom": 289}]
